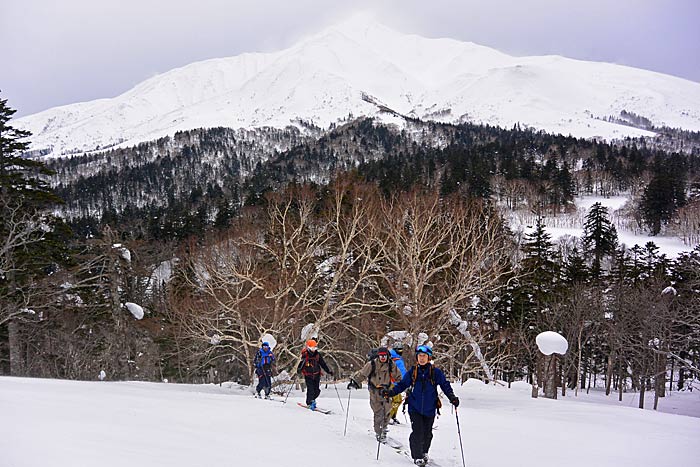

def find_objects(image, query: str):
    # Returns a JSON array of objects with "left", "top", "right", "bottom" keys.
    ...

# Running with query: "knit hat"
[
  {"left": 377, "top": 346, "right": 389, "bottom": 357},
  {"left": 306, "top": 339, "right": 318, "bottom": 350},
  {"left": 262, "top": 342, "right": 270, "bottom": 348}
]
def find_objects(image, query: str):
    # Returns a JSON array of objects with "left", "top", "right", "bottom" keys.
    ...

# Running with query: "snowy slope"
[
  {"left": 14, "top": 16, "right": 700, "bottom": 158},
  {"left": 1, "top": 376, "right": 698, "bottom": 467}
]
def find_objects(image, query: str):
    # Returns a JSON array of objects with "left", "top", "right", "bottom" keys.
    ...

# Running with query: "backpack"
[{"left": 301, "top": 348, "right": 321, "bottom": 376}]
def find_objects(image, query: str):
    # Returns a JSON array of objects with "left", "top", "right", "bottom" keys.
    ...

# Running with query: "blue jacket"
[
  {"left": 254, "top": 348, "right": 275, "bottom": 369},
  {"left": 389, "top": 364, "right": 454, "bottom": 417},
  {"left": 389, "top": 349, "right": 407, "bottom": 377}
]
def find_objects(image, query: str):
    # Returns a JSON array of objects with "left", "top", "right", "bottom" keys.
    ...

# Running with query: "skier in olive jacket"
[{"left": 347, "top": 346, "right": 403, "bottom": 442}]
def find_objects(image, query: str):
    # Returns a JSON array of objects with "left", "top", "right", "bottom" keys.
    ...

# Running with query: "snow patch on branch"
[
  {"left": 536, "top": 331, "right": 568, "bottom": 355},
  {"left": 448, "top": 309, "right": 495, "bottom": 382},
  {"left": 124, "top": 302, "right": 144, "bottom": 320}
]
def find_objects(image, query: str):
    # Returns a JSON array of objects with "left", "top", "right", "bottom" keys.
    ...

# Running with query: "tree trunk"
[
  {"left": 618, "top": 365, "right": 624, "bottom": 402},
  {"left": 8, "top": 319, "right": 24, "bottom": 376},
  {"left": 543, "top": 354, "right": 557, "bottom": 399},
  {"left": 656, "top": 354, "right": 666, "bottom": 398},
  {"left": 575, "top": 328, "right": 582, "bottom": 396},
  {"left": 639, "top": 377, "right": 646, "bottom": 409},
  {"left": 605, "top": 353, "right": 614, "bottom": 396}
]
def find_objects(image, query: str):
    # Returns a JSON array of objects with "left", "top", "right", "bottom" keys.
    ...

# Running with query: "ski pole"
[
  {"left": 343, "top": 386, "right": 352, "bottom": 437},
  {"left": 283, "top": 372, "right": 298, "bottom": 405},
  {"left": 333, "top": 378, "right": 345, "bottom": 413},
  {"left": 455, "top": 406, "right": 467, "bottom": 467}
]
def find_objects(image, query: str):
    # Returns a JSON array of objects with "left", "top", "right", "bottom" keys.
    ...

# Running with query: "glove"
[
  {"left": 449, "top": 395, "right": 460, "bottom": 407},
  {"left": 347, "top": 378, "right": 360, "bottom": 390},
  {"left": 380, "top": 388, "right": 391, "bottom": 400}
]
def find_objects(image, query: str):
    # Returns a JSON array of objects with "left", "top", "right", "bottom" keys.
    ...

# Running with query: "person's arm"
[
  {"left": 436, "top": 368, "right": 459, "bottom": 406},
  {"left": 319, "top": 353, "right": 333, "bottom": 374},
  {"left": 356, "top": 361, "right": 376, "bottom": 383},
  {"left": 387, "top": 366, "right": 413, "bottom": 396},
  {"left": 297, "top": 356, "right": 304, "bottom": 373},
  {"left": 253, "top": 351, "right": 261, "bottom": 368}
]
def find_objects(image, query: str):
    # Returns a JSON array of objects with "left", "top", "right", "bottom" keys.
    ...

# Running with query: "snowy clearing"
[{"left": 1, "top": 377, "right": 698, "bottom": 467}]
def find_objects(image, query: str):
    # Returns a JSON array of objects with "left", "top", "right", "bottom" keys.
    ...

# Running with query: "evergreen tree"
[
  {"left": 582, "top": 202, "right": 618, "bottom": 278},
  {"left": 0, "top": 92, "right": 66, "bottom": 375},
  {"left": 640, "top": 156, "right": 687, "bottom": 235},
  {"left": 562, "top": 246, "right": 589, "bottom": 285},
  {"left": 521, "top": 216, "right": 560, "bottom": 303}
]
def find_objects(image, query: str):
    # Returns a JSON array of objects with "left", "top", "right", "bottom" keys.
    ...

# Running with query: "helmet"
[
  {"left": 306, "top": 339, "right": 318, "bottom": 350},
  {"left": 415, "top": 345, "right": 433, "bottom": 357},
  {"left": 262, "top": 342, "right": 270, "bottom": 348},
  {"left": 377, "top": 347, "right": 389, "bottom": 357},
  {"left": 392, "top": 342, "right": 404, "bottom": 355}
]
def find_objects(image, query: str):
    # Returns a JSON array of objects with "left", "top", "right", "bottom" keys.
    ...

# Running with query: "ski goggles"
[{"left": 415, "top": 345, "right": 433, "bottom": 357}]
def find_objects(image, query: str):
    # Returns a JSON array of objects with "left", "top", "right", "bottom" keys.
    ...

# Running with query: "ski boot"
[{"left": 309, "top": 400, "right": 317, "bottom": 410}]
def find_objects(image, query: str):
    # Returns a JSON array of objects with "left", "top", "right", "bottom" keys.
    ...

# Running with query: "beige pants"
[{"left": 369, "top": 389, "right": 393, "bottom": 435}]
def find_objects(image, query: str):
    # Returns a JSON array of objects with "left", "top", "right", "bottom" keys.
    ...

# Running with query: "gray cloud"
[{"left": 2, "top": 0, "right": 698, "bottom": 117}]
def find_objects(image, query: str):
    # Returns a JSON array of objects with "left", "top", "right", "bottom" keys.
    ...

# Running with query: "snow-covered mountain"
[{"left": 15, "top": 16, "right": 700, "bottom": 158}]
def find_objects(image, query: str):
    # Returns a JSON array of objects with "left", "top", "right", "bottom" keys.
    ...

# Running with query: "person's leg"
[
  {"left": 389, "top": 394, "right": 402, "bottom": 421},
  {"left": 255, "top": 371, "right": 264, "bottom": 396},
  {"left": 304, "top": 376, "right": 315, "bottom": 405},
  {"left": 421, "top": 414, "right": 435, "bottom": 456},
  {"left": 408, "top": 411, "right": 428, "bottom": 460},
  {"left": 369, "top": 391, "right": 385, "bottom": 438},
  {"left": 263, "top": 373, "right": 272, "bottom": 396},
  {"left": 312, "top": 376, "right": 322, "bottom": 400}
]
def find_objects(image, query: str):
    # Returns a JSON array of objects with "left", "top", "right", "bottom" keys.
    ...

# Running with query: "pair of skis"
[
  {"left": 296, "top": 402, "right": 332, "bottom": 414},
  {"left": 380, "top": 435, "right": 443, "bottom": 466}
]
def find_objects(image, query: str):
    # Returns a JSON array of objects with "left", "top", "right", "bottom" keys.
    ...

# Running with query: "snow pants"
[
  {"left": 388, "top": 393, "right": 403, "bottom": 419},
  {"left": 369, "top": 389, "right": 393, "bottom": 435},
  {"left": 304, "top": 375, "right": 321, "bottom": 405},
  {"left": 408, "top": 411, "right": 435, "bottom": 460},
  {"left": 255, "top": 369, "right": 272, "bottom": 396}
]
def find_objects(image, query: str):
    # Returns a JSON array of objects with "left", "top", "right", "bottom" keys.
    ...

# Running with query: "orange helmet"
[{"left": 306, "top": 339, "right": 318, "bottom": 349}]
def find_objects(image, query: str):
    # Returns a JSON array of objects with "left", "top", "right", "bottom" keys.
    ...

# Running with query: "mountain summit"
[{"left": 15, "top": 17, "right": 700, "bottom": 157}]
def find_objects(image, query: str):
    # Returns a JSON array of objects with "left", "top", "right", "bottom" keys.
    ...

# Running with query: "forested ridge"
[{"left": 2, "top": 96, "right": 699, "bottom": 405}]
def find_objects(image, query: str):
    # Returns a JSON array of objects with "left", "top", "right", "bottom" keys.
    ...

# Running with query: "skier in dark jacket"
[
  {"left": 384, "top": 345, "right": 459, "bottom": 466},
  {"left": 253, "top": 341, "right": 276, "bottom": 398},
  {"left": 296, "top": 339, "right": 333, "bottom": 410}
]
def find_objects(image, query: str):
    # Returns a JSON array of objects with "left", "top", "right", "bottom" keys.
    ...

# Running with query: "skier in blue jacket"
[
  {"left": 253, "top": 342, "right": 276, "bottom": 399},
  {"left": 383, "top": 345, "right": 459, "bottom": 466}
]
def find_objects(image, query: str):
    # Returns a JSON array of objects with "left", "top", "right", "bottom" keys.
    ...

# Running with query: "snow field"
[{"left": 1, "top": 377, "right": 698, "bottom": 467}]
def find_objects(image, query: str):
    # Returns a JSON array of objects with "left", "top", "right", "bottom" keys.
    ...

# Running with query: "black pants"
[
  {"left": 304, "top": 375, "right": 321, "bottom": 405},
  {"left": 409, "top": 411, "right": 435, "bottom": 460},
  {"left": 256, "top": 370, "right": 272, "bottom": 396}
]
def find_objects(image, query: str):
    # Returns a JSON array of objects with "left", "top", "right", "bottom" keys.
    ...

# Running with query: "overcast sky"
[{"left": 3, "top": 0, "right": 699, "bottom": 117}]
